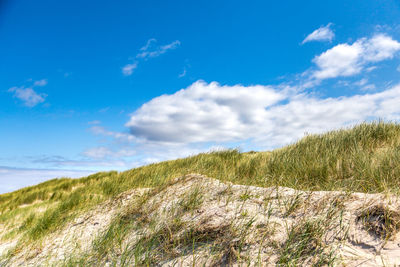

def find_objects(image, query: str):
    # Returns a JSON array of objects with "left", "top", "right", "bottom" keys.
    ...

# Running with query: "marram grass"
[{"left": 1, "top": 121, "right": 400, "bottom": 242}]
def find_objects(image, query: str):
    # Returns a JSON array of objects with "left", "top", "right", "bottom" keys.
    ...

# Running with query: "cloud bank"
[{"left": 125, "top": 81, "right": 400, "bottom": 151}]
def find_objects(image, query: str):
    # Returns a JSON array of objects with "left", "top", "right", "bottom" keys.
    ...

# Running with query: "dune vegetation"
[{"left": 1, "top": 121, "right": 400, "bottom": 265}]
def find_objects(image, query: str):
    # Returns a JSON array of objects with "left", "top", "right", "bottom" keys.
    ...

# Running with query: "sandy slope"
[{"left": 1, "top": 174, "right": 400, "bottom": 266}]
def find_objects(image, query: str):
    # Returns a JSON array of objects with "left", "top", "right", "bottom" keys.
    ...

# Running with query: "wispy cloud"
[
  {"left": 8, "top": 87, "right": 46, "bottom": 107},
  {"left": 33, "top": 79, "right": 48, "bottom": 86},
  {"left": 98, "top": 107, "right": 110, "bottom": 113},
  {"left": 88, "top": 120, "right": 101, "bottom": 125},
  {"left": 27, "top": 154, "right": 128, "bottom": 170},
  {"left": 122, "top": 62, "right": 138, "bottom": 76},
  {"left": 352, "top": 78, "right": 376, "bottom": 91},
  {"left": 302, "top": 23, "right": 334, "bottom": 44},
  {"left": 89, "top": 125, "right": 136, "bottom": 143},
  {"left": 139, "top": 38, "right": 157, "bottom": 52},
  {"left": 178, "top": 60, "right": 190, "bottom": 78},
  {"left": 136, "top": 40, "right": 180, "bottom": 59},
  {"left": 82, "top": 146, "right": 135, "bottom": 159},
  {"left": 8, "top": 79, "right": 48, "bottom": 107},
  {"left": 7, "top": 79, "right": 47, "bottom": 107},
  {"left": 122, "top": 39, "right": 181, "bottom": 76},
  {"left": 178, "top": 68, "right": 187, "bottom": 78}
]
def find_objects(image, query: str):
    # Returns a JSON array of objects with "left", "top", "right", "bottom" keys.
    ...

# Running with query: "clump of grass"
[
  {"left": 18, "top": 213, "right": 35, "bottom": 232},
  {"left": 277, "top": 218, "right": 335, "bottom": 266},
  {"left": 26, "top": 190, "right": 85, "bottom": 240},
  {"left": 283, "top": 192, "right": 303, "bottom": 217},
  {"left": 218, "top": 217, "right": 255, "bottom": 264},
  {"left": 239, "top": 191, "right": 252, "bottom": 202},
  {"left": 82, "top": 193, "right": 153, "bottom": 264},
  {"left": 356, "top": 204, "right": 400, "bottom": 239},
  {"left": 277, "top": 196, "right": 346, "bottom": 266},
  {"left": 93, "top": 214, "right": 142, "bottom": 260},
  {"left": 178, "top": 187, "right": 204, "bottom": 213}
]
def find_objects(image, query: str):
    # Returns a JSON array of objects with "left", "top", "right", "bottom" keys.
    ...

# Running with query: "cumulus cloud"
[
  {"left": 312, "top": 34, "right": 400, "bottom": 80},
  {"left": 126, "top": 81, "right": 287, "bottom": 143},
  {"left": 8, "top": 86, "right": 47, "bottom": 107},
  {"left": 302, "top": 23, "right": 335, "bottom": 44},
  {"left": 124, "top": 80, "right": 400, "bottom": 150}
]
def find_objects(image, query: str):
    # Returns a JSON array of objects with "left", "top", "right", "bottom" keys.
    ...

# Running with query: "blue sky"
[{"left": 1, "top": 0, "right": 400, "bottom": 193}]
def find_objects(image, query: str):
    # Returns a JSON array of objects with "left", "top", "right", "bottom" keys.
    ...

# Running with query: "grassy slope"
[{"left": 1, "top": 121, "right": 400, "bottom": 243}]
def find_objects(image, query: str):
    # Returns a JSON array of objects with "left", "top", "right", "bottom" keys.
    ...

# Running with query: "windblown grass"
[{"left": 1, "top": 121, "right": 400, "bottom": 243}]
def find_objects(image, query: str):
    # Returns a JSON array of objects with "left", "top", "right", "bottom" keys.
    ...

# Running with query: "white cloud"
[
  {"left": 139, "top": 38, "right": 157, "bottom": 52},
  {"left": 363, "top": 34, "right": 400, "bottom": 62},
  {"left": 124, "top": 80, "right": 400, "bottom": 151},
  {"left": 8, "top": 86, "right": 47, "bottom": 107},
  {"left": 26, "top": 154, "right": 129, "bottom": 170},
  {"left": 361, "top": 84, "right": 376, "bottom": 91},
  {"left": 82, "top": 147, "right": 135, "bottom": 159},
  {"left": 178, "top": 68, "right": 187, "bottom": 78},
  {"left": 122, "top": 39, "right": 180, "bottom": 76},
  {"left": 82, "top": 147, "right": 110, "bottom": 159},
  {"left": 126, "top": 81, "right": 286, "bottom": 143},
  {"left": 354, "top": 78, "right": 368, "bottom": 87},
  {"left": 136, "top": 39, "right": 180, "bottom": 59},
  {"left": 122, "top": 62, "right": 138, "bottom": 76},
  {"left": 33, "top": 79, "right": 48, "bottom": 86},
  {"left": 89, "top": 125, "right": 136, "bottom": 143},
  {"left": 312, "top": 34, "right": 400, "bottom": 80},
  {"left": 353, "top": 78, "right": 376, "bottom": 91},
  {"left": 302, "top": 23, "right": 334, "bottom": 44},
  {"left": 366, "top": 66, "right": 378, "bottom": 72},
  {"left": 312, "top": 42, "right": 363, "bottom": 79}
]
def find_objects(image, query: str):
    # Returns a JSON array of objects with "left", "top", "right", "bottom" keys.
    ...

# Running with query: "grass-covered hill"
[{"left": 1, "top": 121, "right": 400, "bottom": 266}]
